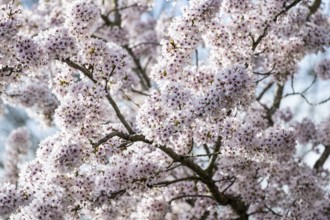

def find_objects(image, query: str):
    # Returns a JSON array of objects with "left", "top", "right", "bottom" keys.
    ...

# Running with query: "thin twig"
[
  {"left": 123, "top": 45, "right": 151, "bottom": 89},
  {"left": 264, "top": 205, "right": 283, "bottom": 217},
  {"left": 221, "top": 177, "right": 236, "bottom": 193},
  {"left": 106, "top": 3, "right": 138, "bottom": 15},
  {"left": 61, "top": 58, "right": 135, "bottom": 134},
  {"left": 106, "top": 92, "right": 135, "bottom": 134},
  {"left": 283, "top": 91, "right": 330, "bottom": 106},
  {"left": 131, "top": 88, "right": 150, "bottom": 96},
  {"left": 255, "top": 74, "right": 272, "bottom": 84},
  {"left": 165, "top": 163, "right": 182, "bottom": 172},
  {"left": 169, "top": 194, "right": 214, "bottom": 204},
  {"left": 62, "top": 58, "right": 95, "bottom": 83},
  {"left": 252, "top": 0, "right": 303, "bottom": 51},
  {"left": 120, "top": 89, "right": 140, "bottom": 108},
  {"left": 153, "top": 176, "right": 201, "bottom": 187},
  {"left": 253, "top": 65, "right": 275, "bottom": 76},
  {"left": 182, "top": 152, "right": 221, "bottom": 158},
  {"left": 214, "top": 176, "right": 236, "bottom": 183},
  {"left": 301, "top": 74, "right": 317, "bottom": 94},
  {"left": 256, "top": 81, "right": 274, "bottom": 101}
]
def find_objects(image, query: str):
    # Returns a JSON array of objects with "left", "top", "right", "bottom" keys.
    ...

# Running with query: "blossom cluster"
[{"left": 0, "top": 0, "right": 330, "bottom": 219}]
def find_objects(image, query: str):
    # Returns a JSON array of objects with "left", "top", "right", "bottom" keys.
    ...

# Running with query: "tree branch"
[
  {"left": 94, "top": 132, "right": 248, "bottom": 218},
  {"left": 270, "top": 83, "right": 284, "bottom": 114},
  {"left": 182, "top": 151, "right": 221, "bottom": 158},
  {"left": 205, "top": 136, "right": 222, "bottom": 175},
  {"left": 107, "top": 3, "right": 138, "bottom": 15},
  {"left": 105, "top": 93, "right": 135, "bottom": 134},
  {"left": 61, "top": 58, "right": 135, "bottom": 134},
  {"left": 307, "top": 0, "right": 321, "bottom": 19},
  {"left": 62, "top": 58, "right": 96, "bottom": 83},
  {"left": 123, "top": 45, "right": 151, "bottom": 89},
  {"left": 264, "top": 205, "right": 283, "bottom": 217},
  {"left": 265, "top": 83, "right": 284, "bottom": 126},
  {"left": 313, "top": 145, "right": 330, "bottom": 170},
  {"left": 169, "top": 194, "right": 214, "bottom": 204},
  {"left": 0, "top": 65, "right": 22, "bottom": 76},
  {"left": 157, "top": 145, "right": 249, "bottom": 219},
  {"left": 153, "top": 176, "right": 201, "bottom": 187},
  {"left": 256, "top": 81, "right": 274, "bottom": 101},
  {"left": 252, "top": 0, "right": 303, "bottom": 51}
]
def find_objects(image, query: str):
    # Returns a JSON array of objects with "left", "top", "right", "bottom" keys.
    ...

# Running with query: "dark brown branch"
[
  {"left": 253, "top": 65, "right": 275, "bottom": 76},
  {"left": 256, "top": 81, "right": 274, "bottom": 101},
  {"left": 157, "top": 145, "right": 232, "bottom": 206},
  {"left": 62, "top": 58, "right": 96, "bottom": 83},
  {"left": 92, "top": 131, "right": 122, "bottom": 147},
  {"left": 95, "top": 132, "right": 150, "bottom": 145},
  {"left": 100, "top": 14, "right": 112, "bottom": 26},
  {"left": 221, "top": 177, "right": 236, "bottom": 193},
  {"left": 203, "top": 144, "right": 211, "bottom": 159},
  {"left": 308, "top": 0, "right": 321, "bottom": 18},
  {"left": 182, "top": 152, "right": 221, "bottom": 158},
  {"left": 169, "top": 194, "right": 214, "bottom": 204},
  {"left": 214, "top": 176, "right": 236, "bottom": 183},
  {"left": 109, "top": 189, "right": 126, "bottom": 199},
  {"left": 252, "top": 27, "right": 268, "bottom": 51},
  {"left": 113, "top": 0, "right": 122, "bottom": 26},
  {"left": 105, "top": 94, "right": 135, "bottom": 135},
  {"left": 131, "top": 88, "right": 150, "bottom": 96},
  {"left": 270, "top": 83, "right": 284, "bottom": 114},
  {"left": 153, "top": 176, "right": 201, "bottom": 187},
  {"left": 94, "top": 132, "right": 248, "bottom": 219},
  {"left": 274, "top": 0, "right": 303, "bottom": 22},
  {"left": 264, "top": 205, "right": 283, "bottom": 217},
  {"left": 205, "top": 136, "right": 222, "bottom": 175},
  {"left": 258, "top": 84, "right": 284, "bottom": 126},
  {"left": 255, "top": 74, "right": 272, "bottom": 84},
  {"left": 247, "top": 210, "right": 268, "bottom": 216},
  {"left": 265, "top": 83, "right": 284, "bottom": 126},
  {"left": 313, "top": 145, "right": 330, "bottom": 170},
  {"left": 301, "top": 74, "right": 317, "bottom": 94},
  {"left": 165, "top": 163, "right": 182, "bottom": 172},
  {"left": 0, "top": 65, "right": 22, "bottom": 76}
]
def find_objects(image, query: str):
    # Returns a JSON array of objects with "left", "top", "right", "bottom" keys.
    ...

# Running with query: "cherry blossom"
[{"left": 0, "top": 0, "right": 329, "bottom": 219}]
